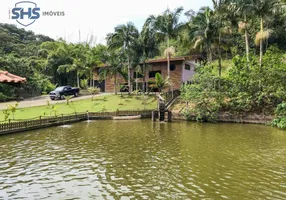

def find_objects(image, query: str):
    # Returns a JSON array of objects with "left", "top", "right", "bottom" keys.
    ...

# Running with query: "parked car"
[{"left": 49, "top": 86, "right": 80, "bottom": 100}]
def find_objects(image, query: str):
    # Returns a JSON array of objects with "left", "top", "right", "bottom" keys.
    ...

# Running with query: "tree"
[
  {"left": 99, "top": 49, "right": 125, "bottom": 94},
  {"left": 212, "top": 0, "right": 231, "bottom": 77},
  {"left": 135, "top": 21, "right": 159, "bottom": 92},
  {"left": 186, "top": 7, "right": 216, "bottom": 62},
  {"left": 245, "top": 0, "right": 285, "bottom": 68},
  {"left": 229, "top": 0, "right": 252, "bottom": 63},
  {"left": 153, "top": 73, "right": 170, "bottom": 93},
  {"left": 57, "top": 43, "right": 90, "bottom": 87},
  {"left": 164, "top": 46, "right": 175, "bottom": 78},
  {"left": 147, "top": 7, "right": 184, "bottom": 77},
  {"left": 106, "top": 22, "right": 139, "bottom": 93}
]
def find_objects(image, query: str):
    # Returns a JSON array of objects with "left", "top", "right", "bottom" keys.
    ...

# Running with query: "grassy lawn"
[{"left": 0, "top": 95, "right": 157, "bottom": 121}]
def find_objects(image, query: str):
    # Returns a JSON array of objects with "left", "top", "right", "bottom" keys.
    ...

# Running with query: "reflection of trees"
[{"left": 77, "top": 120, "right": 187, "bottom": 198}]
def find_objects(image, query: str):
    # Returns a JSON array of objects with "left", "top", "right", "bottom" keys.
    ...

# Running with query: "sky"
[{"left": 0, "top": 0, "right": 212, "bottom": 44}]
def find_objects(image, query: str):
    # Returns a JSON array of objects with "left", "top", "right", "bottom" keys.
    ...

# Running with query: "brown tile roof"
[
  {"left": 0, "top": 70, "right": 26, "bottom": 83},
  {"left": 145, "top": 55, "right": 203, "bottom": 64},
  {"left": 93, "top": 55, "right": 204, "bottom": 69}
]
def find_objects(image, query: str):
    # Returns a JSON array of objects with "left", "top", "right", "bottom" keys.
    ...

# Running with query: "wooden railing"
[
  {"left": 163, "top": 89, "right": 181, "bottom": 109},
  {"left": 0, "top": 110, "right": 153, "bottom": 135}
]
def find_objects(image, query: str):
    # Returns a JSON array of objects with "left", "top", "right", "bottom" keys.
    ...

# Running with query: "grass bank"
[{"left": 0, "top": 94, "right": 157, "bottom": 122}]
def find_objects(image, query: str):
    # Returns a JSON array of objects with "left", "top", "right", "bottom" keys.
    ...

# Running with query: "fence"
[{"left": 0, "top": 110, "right": 153, "bottom": 135}]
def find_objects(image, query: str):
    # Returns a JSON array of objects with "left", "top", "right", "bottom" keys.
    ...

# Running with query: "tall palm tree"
[
  {"left": 57, "top": 43, "right": 88, "bottom": 87},
  {"left": 106, "top": 22, "right": 139, "bottom": 93},
  {"left": 137, "top": 21, "right": 159, "bottom": 92},
  {"left": 99, "top": 49, "right": 124, "bottom": 94},
  {"left": 212, "top": 0, "right": 231, "bottom": 77},
  {"left": 164, "top": 46, "right": 175, "bottom": 75},
  {"left": 245, "top": 0, "right": 285, "bottom": 68},
  {"left": 229, "top": 0, "right": 252, "bottom": 63},
  {"left": 147, "top": 7, "right": 184, "bottom": 77},
  {"left": 187, "top": 7, "right": 216, "bottom": 62}
]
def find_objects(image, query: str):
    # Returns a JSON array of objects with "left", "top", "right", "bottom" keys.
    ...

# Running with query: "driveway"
[{"left": 0, "top": 93, "right": 110, "bottom": 110}]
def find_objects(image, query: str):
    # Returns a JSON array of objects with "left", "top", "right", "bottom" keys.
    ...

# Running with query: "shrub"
[
  {"left": 41, "top": 80, "right": 57, "bottom": 93},
  {"left": 80, "top": 79, "right": 88, "bottom": 89},
  {"left": 88, "top": 87, "right": 101, "bottom": 100},
  {"left": 0, "top": 93, "right": 8, "bottom": 102},
  {"left": 271, "top": 102, "right": 286, "bottom": 129}
]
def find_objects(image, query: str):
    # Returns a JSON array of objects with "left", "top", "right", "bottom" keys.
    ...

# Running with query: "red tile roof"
[{"left": 0, "top": 70, "right": 26, "bottom": 83}]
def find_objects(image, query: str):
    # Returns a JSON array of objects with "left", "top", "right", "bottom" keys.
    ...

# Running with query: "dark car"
[{"left": 49, "top": 86, "right": 80, "bottom": 100}]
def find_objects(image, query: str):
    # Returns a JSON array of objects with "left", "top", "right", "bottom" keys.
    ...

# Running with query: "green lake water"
[{"left": 0, "top": 120, "right": 285, "bottom": 199}]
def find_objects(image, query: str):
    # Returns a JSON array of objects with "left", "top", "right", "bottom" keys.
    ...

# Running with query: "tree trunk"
[
  {"left": 142, "top": 62, "right": 146, "bottom": 93},
  {"left": 208, "top": 45, "right": 213, "bottom": 62},
  {"left": 245, "top": 29, "right": 250, "bottom": 63},
  {"left": 218, "top": 31, "right": 222, "bottom": 77},
  {"left": 167, "top": 36, "right": 170, "bottom": 77},
  {"left": 90, "top": 69, "right": 93, "bottom": 87},
  {"left": 77, "top": 71, "right": 80, "bottom": 88},
  {"left": 127, "top": 58, "right": 131, "bottom": 94},
  {"left": 259, "top": 16, "right": 263, "bottom": 70},
  {"left": 167, "top": 54, "right": 170, "bottom": 77},
  {"left": 244, "top": 16, "right": 250, "bottom": 64},
  {"left": 135, "top": 72, "right": 138, "bottom": 91},
  {"left": 114, "top": 73, "right": 117, "bottom": 95}
]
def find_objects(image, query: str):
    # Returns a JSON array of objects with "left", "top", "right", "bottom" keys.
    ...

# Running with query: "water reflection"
[{"left": 0, "top": 120, "right": 285, "bottom": 199}]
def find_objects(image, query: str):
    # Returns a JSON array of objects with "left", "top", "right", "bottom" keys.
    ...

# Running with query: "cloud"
[{"left": 0, "top": 0, "right": 212, "bottom": 44}]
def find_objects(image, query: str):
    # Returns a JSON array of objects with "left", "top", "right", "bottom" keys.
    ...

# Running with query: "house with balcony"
[{"left": 93, "top": 56, "right": 203, "bottom": 93}]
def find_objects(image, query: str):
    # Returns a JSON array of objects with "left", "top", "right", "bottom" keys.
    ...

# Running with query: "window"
[
  {"left": 185, "top": 64, "right": 191, "bottom": 70},
  {"left": 170, "top": 64, "right": 176, "bottom": 71},
  {"left": 149, "top": 71, "right": 161, "bottom": 78},
  {"left": 133, "top": 72, "right": 143, "bottom": 78}
]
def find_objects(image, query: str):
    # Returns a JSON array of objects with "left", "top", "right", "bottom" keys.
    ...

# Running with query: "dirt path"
[{"left": 0, "top": 93, "right": 110, "bottom": 110}]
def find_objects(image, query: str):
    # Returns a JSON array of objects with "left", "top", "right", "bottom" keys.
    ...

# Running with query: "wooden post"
[
  {"left": 86, "top": 111, "right": 89, "bottom": 120},
  {"left": 167, "top": 111, "right": 172, "bottom": 122},
  {"left": 152, "top": 111, "right": 157, "bottom": 121},
  {"left": 9, "top": 119, "right": 11, "bottom": 130},
  {"left": 157, "top": 94, "right": 165, "bottom": 122},
  {"left": 39, "top": 116, "right": 42, "bottom": 125}
]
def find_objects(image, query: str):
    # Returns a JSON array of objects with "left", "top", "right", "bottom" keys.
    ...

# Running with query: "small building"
[{"left": 93, "top": 56, "right": 202, "bottom": 93}]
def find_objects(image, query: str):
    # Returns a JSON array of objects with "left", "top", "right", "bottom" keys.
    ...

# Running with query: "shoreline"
[{"left": 172, "top": 112, "right": 274, "bottom": 124}]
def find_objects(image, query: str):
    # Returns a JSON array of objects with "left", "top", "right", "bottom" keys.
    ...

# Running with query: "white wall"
[{"left": 181, "top": 60, "right": 196, "bottom": 82}]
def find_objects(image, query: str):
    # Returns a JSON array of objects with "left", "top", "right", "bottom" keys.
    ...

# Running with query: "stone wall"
[{"left": 172, "top": 112, "right": 274, "bottom": 124}]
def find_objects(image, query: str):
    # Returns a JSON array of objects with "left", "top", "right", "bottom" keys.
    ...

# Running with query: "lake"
[{"left": 0, "top": 120, "right": 285, "bottom": 199}]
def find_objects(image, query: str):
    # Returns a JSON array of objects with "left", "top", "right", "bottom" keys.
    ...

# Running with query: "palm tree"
[
  {"left": 187, "top": 7, "right": 216, "bottom": 62},
  {"left": 137, "top": 22, "right": 159, "bottom": 92},
  {"left": 99, "top": 49, "right": 124, "bottom": 94},
  {"left": 106, "top": 22, "right": 139, "bottom": 93},
  {"left": 245, "top": 0, "right": 285, "bottom": 68},
  {"left": 164, "top": 46, "right": 175, "bottom": 76},
  {"left": 147, "top": 7, "right": 184, "bottom": 77},
  {"left": 212, "top": 0, "right": 231, "bottom": 77},
  {"left": 153, "top": 73, "right": 170, "bottom": 93},
  {"left": 57, "top": 43, "right": 88, "bottom": 87},
  {"left": 229, "top": 0, "right": 252, "bottom": 63}
]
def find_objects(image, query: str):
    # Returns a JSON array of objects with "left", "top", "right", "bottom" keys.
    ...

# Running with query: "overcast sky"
[{"left": 0, "top": 0, "right": 212, "bottom": 44}]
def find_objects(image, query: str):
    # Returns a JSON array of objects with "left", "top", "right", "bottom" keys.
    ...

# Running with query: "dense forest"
[{"left": 0, "top": 0, "right": 286, "bottom": 127}]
